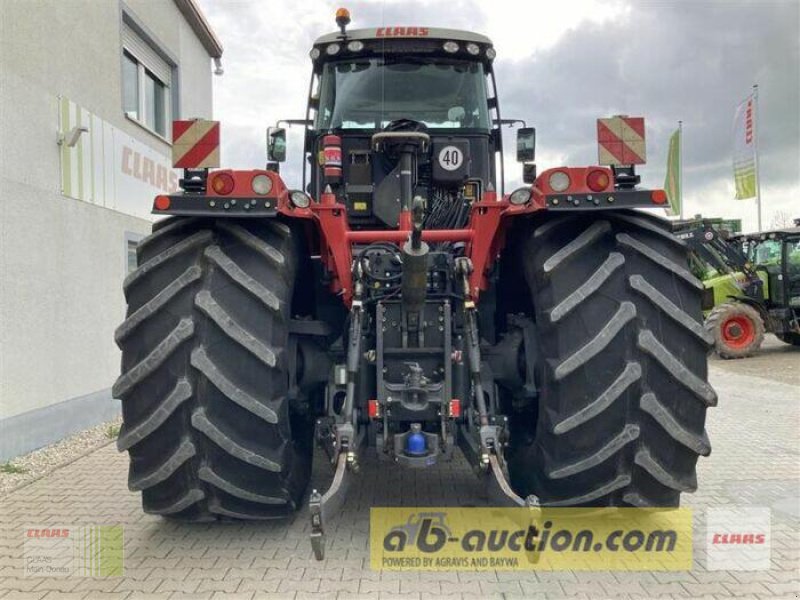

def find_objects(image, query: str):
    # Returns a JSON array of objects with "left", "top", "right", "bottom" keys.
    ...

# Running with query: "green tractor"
[{"left": 675, "top": 220, "right": 800, "bottom": 358}]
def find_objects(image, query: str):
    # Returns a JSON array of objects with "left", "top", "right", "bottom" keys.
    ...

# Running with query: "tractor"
[
  {"left": 720, "top": 227, "right": 800, "bottom": 352},
  {"left": 674, "top": 219, "right": 800, "bottom": 357},
  {"left": 113, "top": 10, "right": 716, "bottom": 559}
]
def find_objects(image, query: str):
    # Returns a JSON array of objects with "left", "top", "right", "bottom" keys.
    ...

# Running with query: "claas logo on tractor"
[{"left": 116, "top": 7, "right": 716, "bottom": 564}]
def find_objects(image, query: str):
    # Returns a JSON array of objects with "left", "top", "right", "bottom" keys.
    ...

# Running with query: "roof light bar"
[{"left": 443, "top": 41, "right": 459, "bottom": 53}]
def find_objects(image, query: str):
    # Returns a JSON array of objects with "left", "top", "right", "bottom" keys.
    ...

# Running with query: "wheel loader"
[{"left": 113, "top": 10, "right": 717, "bottom": 559}]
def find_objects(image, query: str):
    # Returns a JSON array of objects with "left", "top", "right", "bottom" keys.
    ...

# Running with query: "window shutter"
[{"left": 121, "top": 22, "right": 172, "bottom": 87}]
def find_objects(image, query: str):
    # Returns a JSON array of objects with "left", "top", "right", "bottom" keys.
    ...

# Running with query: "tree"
[{"left": 769, "top": 210, "right": 793, "bottom": 229}]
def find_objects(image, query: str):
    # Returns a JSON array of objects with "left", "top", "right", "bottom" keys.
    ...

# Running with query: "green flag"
[{"left": 664, "top": 128, "right": 681, "bottom": 216}]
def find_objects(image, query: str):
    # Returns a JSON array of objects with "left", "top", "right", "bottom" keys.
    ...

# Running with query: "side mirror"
[
  {"left": 523, "top": 163, "right": 537, "bottom": 184},
  {"left": 267, "top": 127, "right": 287, "bottom": 162},
  {"left": 516, "top": 127, "right": 536, "bottom": 162}
]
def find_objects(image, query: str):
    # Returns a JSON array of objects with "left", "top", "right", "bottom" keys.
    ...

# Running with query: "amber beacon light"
[{"left": 336, "top": 7, "right": 351, "bottom": 34}]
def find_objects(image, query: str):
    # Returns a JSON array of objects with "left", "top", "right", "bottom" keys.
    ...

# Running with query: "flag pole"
[
  {"left": 678, "top": 120, "right": 683, "bottom": 220},
  {"left": 753, "top": 84, "right": 762, "bottom": 231}
]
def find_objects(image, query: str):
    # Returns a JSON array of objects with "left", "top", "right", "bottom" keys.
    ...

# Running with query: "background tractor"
[
  {"left": 114, "top": 11, "right": 716, "bottom": 559},
  {"left": 674, "top": 219, "right": 800, "bottom": 357}
]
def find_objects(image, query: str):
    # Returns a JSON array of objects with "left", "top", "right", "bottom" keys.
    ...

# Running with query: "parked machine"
[
  {"left": 674, "top": 219, "right": 800, "bottom": 357},
  {"left": 726, "top": 227, "right": 800, "bottom": 350},
  {"left": 113, "top": 11, "right": 716, "bottom": 559}
]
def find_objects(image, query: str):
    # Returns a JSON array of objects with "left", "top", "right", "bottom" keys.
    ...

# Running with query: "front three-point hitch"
[{"left": 307, "top": 185, "right": 538, "bottom": 560}]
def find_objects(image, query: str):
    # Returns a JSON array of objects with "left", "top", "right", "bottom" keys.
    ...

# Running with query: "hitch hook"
[
  {"left": 310, "top": 450, "right": 353, "bottom": 561},
  {"left": 486, "top": 453, "right": 542, "bottom": 564},
  {"left": 487, "top": 453, "right": 538, "bottom": 508}
]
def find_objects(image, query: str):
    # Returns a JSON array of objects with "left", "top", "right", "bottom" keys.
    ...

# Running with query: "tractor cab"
[
  {"left": 268, "top": 16, "right": 531, "bottom": 231},
  {"left": 735, "top": 227, "right": 800, "bottom": 314}
]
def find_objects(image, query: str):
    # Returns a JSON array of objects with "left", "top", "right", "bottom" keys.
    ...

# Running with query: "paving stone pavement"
[{"left": 1, "top": 364, "right": 798, "bottom": 599}]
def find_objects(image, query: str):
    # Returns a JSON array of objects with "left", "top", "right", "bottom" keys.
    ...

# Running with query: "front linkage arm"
[
  {"left": 455, "top": 258, "right": 539, "bottom": 509},
  {"left": 309, "top": 268, "right": 367, "bottom": 560}
]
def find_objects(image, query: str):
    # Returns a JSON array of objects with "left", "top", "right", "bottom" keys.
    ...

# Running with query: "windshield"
[
  {"left": 315, "top": 58, "right": 490, "bottom": 130},
  {"left": 752, "top": 240, "right": 782, "bottom": 266}
]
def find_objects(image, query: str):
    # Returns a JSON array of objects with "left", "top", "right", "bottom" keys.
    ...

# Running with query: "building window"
[
  {"left": 122, "top": 52, "right": 139, "bottom": 119},
  {"left": 127, "top": 239, "right": 139, "bottom": 274},
  {"left": 121, "top": 21, "right": 173, "bottom": 138},
  {"left": 123, "top": 51, "right": 170, "bottom": 137}
]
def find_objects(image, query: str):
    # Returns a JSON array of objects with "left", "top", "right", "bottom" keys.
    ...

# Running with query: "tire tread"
[
  {"left": 508, "top": 211, "right": 715, "bottom": 508},
  {"left": 114, "top": 218, "right": 311, "bottom": 521}
]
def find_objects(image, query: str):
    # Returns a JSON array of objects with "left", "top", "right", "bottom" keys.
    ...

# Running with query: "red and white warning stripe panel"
[
  {"left": 597, "top": 116, "right": 646, "bottom": 166},
  {"left": 172, "top": 119, "right": 220, "bottom": 168}
]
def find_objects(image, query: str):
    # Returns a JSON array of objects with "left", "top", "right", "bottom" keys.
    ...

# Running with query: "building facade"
[{"left": 0, "top": 0, "right": 222, "bottom": 459}]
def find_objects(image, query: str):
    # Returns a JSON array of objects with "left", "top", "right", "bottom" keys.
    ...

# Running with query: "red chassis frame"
[{"left": 154, "top": 166, "right": 666, "bottom": 307}]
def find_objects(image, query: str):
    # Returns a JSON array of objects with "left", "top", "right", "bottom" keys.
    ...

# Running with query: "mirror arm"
[
  {"left": 278, "top": 119, "right": 313, "bottom": 128},
  {"left": 494, "top": 118, "right": 527, "bottom": 128}
]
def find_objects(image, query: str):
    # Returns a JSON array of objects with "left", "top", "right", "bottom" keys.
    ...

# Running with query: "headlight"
[
  {"left": 443, "top": 41, "right": 459, "bottom": 54},
  {"left": 326, "top": 43, "right": 341, "bottom": 56},
  {"left": 251, "top": 174, "right": 273, "bottom": 195},
  {"left": 548, "top": 171, "right": 571, "bottom": 192},
  {"left": 290, "top": 190, "right": 311, "bottom": 208},
  {"left": 347, "top": 40, "right": 364, "bottom": 52},
  {"left": 509, "top": 187, "right": 531, "bottom": 205},
  {"left": 309, "top": 47, "right": 320, "bottom": 60},
  {"left": 486, "top": 47, "right": 496, "bottom": 60},
  {"left": 466, "top": 43, "right": 480, "bottom": 56}
]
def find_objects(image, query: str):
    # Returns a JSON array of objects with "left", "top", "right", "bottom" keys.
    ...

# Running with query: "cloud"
[
  {"left": 497, "top": 0, "right": 799, "bottom": 229},
  {"left": 198, "top": 0, "right": 799, "bottom": 231}
]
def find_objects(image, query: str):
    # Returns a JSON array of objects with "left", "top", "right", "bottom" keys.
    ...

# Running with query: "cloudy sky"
[{"left": 197, "top": 0, "right": 799, "bottom": 232}]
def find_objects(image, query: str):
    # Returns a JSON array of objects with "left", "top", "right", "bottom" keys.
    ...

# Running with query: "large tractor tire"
[
  {"left": 508, "top": 212, "right": 716, "bottom": 508},
  {"left": 705, "top": 302, "right": 765, "bottom": 358},
  {"left": 113, "top": 217, "right": 313, "bottom": 520}
]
